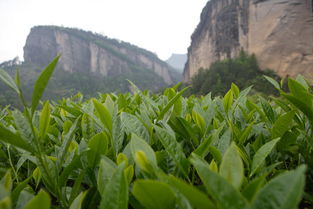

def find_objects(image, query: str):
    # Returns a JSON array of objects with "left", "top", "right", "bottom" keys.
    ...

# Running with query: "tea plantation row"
[{"left": 0, "top": 57, "right": 312, "bottom": 209}]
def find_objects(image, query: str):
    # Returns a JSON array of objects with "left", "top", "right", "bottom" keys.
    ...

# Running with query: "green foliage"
[
  {"left": 219, "top": 143, "right": 244, "bottom": 189},
  {"left": 31, "top": 56, "right": 60, "bottom": 114},
  {"left": 132, "top": 180, "right": 176, "bottom": 209},
  {"left": 252, "top": 165, "right": 306, "bottom": 209},
  {"left": 0, "top": 57, "right": 312, "bottom": 208},
  {"left": 0, "top": 64, "right": 172, "bottom": 108},
  {"left": 190, "top": 51, "right": 281, "bottom": 96},
  {"left": 24, "top": 190, "right": 51, "bottom": 209}
]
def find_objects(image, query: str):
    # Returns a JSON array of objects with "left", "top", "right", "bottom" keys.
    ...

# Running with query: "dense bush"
[
  {"left": 190, "top": 51, "right": 281, "bottom": 96},
  {"left": 0, "top": 57, "right": 312, "bottom": 208}
]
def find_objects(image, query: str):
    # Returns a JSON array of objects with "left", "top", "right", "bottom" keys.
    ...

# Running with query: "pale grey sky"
[{"left": 0, "top": 0, "right": 208, "bottom": 62}]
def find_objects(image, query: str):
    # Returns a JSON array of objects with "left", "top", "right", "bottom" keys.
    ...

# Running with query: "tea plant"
[{"left": 0, "top": 57, "right": 312, "bottom": 209}]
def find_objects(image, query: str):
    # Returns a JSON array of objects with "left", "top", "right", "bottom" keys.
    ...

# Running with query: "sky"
[{"left": 0, "top": 0, "right": 208, "bottom": 62}]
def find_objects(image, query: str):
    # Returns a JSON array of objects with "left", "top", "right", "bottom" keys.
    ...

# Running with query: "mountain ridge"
[
  {"left": 0, "top": 25, "right": 182, "bottom": 107},
  {"left": 166, "top": 53, "right": 187, "bottom": 72},
  {"left": 24, "top": 25, "right": 181, "bottom": 85}
]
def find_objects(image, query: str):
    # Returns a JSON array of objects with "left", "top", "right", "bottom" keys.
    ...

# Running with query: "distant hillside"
[
  {"left": 24, "top": 26, "right": 181, "bottom": 85},
  {"left": 166, "top": 54, "right": 187, "bottom": 72},
  {"left": 0, "top": 25, "right": 182, "bottom": 107}
]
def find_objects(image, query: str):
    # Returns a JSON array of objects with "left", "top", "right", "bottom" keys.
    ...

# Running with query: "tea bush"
[{"left": 0, "top": 57, "right": 312, "bottom": 209}]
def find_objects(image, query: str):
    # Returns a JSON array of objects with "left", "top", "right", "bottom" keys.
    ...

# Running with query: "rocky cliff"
[
  {"left": 184, "top": 0, "right": 313, "bottom": 81},
  {"left": 24, "top": 26, "right": 179, "bottom": 85}
]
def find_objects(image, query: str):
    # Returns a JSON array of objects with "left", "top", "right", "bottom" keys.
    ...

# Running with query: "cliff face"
[
  {"left": 24, "top": 26, "right": 177, "bottom": 85},
  {"left": 184, "top": 0, "right": 313, "bottom": 81}
]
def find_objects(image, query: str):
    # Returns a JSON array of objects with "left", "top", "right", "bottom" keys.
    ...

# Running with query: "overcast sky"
[{"left": 0, "top": 0, "right": 208, "bottom": 62}]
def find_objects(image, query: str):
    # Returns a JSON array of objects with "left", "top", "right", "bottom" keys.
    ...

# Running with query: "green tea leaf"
[
  {"left": 69, "top": 192, "right": 86, "bottom": 209},
  {"left": 24, "top": 190, "right": 51, "bottom": 209},
  {"left": 100, "top": 163, "right": 128, "bottom": 209},
  {"left": 0, "top": 68, "right": 19, "bottom": 94},
  {"left": 209, "top": 160, "right": 218, "bottom": 172},
  {"left": 121, "top": 112, "right": 149, "bottom": 142},
  {"left": 97, "top": 157, "right": 117, "bottom": 195},
  {"left": 264, "top": 76, "right": 280, "bottom": 90},
  {"left": 192, "top": 111, "right": 206, "bottom": 134},
  {"left": 0, "top": 170, "right": 12, "bottom": 192},
  {"left": 208, "top": 146, "right": 222, "bottom": 165},
  {"left": 11, "top": 176, "right": 32, "bottom": 204},
  {"left": 295, "top": 75, "right": 310, "bottom": 90},
  {"left": 239, "top": 122, "right": 254, "bottom": 145},
  {"left": 193, "top": 126, "right": 223, "bottom": 158},
  {"left": 260, "top": 97, "right": 275, "bottom": 124},
  {"left": 231, "top": 83, "right": 240, "bottom": 98},
  {"left": 219, "top": 143, "right": 244, "bottom": 189},
  {"left": 117, "top": 153, "right": 129, "bottom": 166},
  {"left": 193, "top": 136, "right": 212, "bottom": 158},
  {"left": 124, "top": 165, "right": 134, "bottom": 184},
  {"left": 246, "top": 99, "right": 266, "bottom": 120},
  {"left": 81, "top": 187, "right": 101, "bottom": 209},
  {"left": 252, "top": 165, "right": 306, "bottom": 209},
  {"left": 12, "top": 110, "right": 35, "bottom": 149},
  {"left": 58, "top": 154, "right": 81, "bottom": 188},
  {"left": 87, "top": 132, "right": 109, "bottom": 168},
  {"left": 57, "top": 118, "right": 79, "bottom": 168},
  {"left": 223, "top": 90, "right": 233, "bottom": 114},
  {"left": 135, "top": 150, "right": 155, "bottom": 173},
  {"left": 31, "top": 56, "right": 60, "bottom": 114},
  {"left": 154, "top": 125, "right": 189, "bottom": 177},
  {"left": 216, "top": 129, "right": 231, "bottom": 156},
  {"left": 37, "top": 155, "right": 58, "bottom": 191},
  {"left": 32, "top": 167, "right": 41, "bottom": 188},
  {"left": 190, "top": 154, "right": 248, "bottom": 209},
  {"left": 0, "top": 196, "right": 11, "bottom": 209},
  {"left": 166, "top": 176, "right": 215, "bottom": 209},
  {"left": 132, "top": 180, "right": 176, "bottom": 209},
  {"left": 174, "top": 190, "right": 193, "bottom": 209},
  {"left": 39, "top": 101, "right": 51, "bottom": 139},
  {"left": 15, "top": 68, "right": 21, "bottom": 88},
  {"left": 288, "top": 78, "right": 312, "bottom": 106},
  {"left": 271, "top": 111, "right": 295, "bottom": 138},
  {"left": 112, "top": 114, "right": 125, "bottom": 154},
  {"left": 130, "top": 133, "right": 156, "bottom": 166},
  {"left": 250, "top": 138, "right": 280, "bottom": 177},
  {"left": 0, "top": 124, "right": 34, "bottom": 152},
  {"left": 81, "top": 113, "right": 94, "bottom": 140},
  {"left": 60, "top": 105, "right": 82, "bottom": 117},
  {"left": 282, "top": 93, "right": 313, "bottom": 123},
  {"left": 93, "top": 99, "right": 112, "bottom": 133},
  {"left": 242, "top": 176, "right": 266, "bottom": 202},
  {"left": 158, "top": 86, "right": 189, "bottom": 120},
  {"left": 104, "top": 95, "right": 115, "bottom": 115},
  {"left": 69, "top": 171, "right": 86, "bottom": 204},
  {"left": 170, "top": 117, "right": 199, "bottom": 146}
]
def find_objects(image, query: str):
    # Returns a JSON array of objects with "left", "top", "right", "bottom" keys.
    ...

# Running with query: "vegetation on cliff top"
[
  {"left": 189, "top": 51, "right": 281, "bottom": 97},
  {"left": 0, "top": 62, "right": 174, "bottom": 108}
]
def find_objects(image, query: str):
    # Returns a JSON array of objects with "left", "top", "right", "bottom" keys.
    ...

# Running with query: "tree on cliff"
[{"left": 190, "top": 51, "right": 280, "bottom": 96}]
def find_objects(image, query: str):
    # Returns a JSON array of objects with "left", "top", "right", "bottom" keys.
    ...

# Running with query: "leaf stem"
[{"left": 7, "top": 145, "right": 19, "bottom": 183}]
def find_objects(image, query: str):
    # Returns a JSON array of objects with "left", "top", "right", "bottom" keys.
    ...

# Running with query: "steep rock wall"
[
  {"left": 24, "top": 26, "right": 176, "bottom": 84},
  {"left": 184, "top": 0, "right": 313, "bottom": 81}
]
